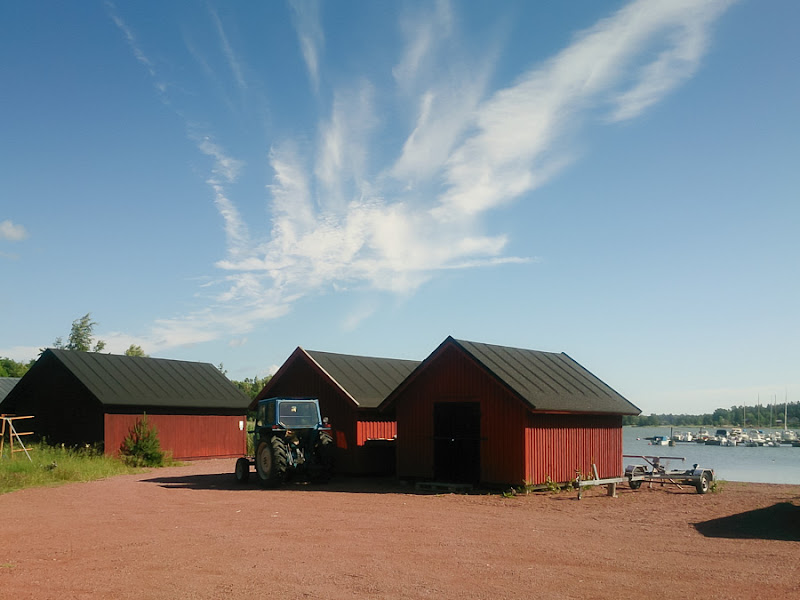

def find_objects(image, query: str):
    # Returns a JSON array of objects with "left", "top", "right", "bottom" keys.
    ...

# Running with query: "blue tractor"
[{"left": 235, "top": 397, "right": 334, "bottom": 486}]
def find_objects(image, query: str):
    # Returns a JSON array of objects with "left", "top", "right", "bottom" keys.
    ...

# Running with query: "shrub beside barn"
[{"left": 0, "top": 349, "right": 249, "bottom": 460}]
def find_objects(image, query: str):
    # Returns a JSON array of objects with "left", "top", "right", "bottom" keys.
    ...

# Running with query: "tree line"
[{"left": 623, "top": 401, "right": 800, "bottom": 428}]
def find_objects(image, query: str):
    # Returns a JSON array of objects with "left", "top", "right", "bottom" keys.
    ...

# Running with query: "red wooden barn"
[
  {"left": 380, "top": 337, "right": 640, "bottom": 487},
  {"left": 0, "top": 349, "right": 249, "bottom": 460},
  {"left": 252, "top": 347, "right": 420, "bottom": 475}
]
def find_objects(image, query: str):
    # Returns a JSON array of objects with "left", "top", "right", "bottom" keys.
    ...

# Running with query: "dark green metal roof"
[
  {"left": 0, "top": 378, "right": 21, "bottom": 403},
  {"left": 304, "top": 349, "right": 420, "bottom": 408},
  {"left": 452, "top": 338, "right": 640, "bottom": 415},
  {"left": 43, "top": 349, "right": 249, "bottom": 410}
]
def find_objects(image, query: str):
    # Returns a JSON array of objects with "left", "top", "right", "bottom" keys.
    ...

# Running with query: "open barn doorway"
[{"left": 433, "top": 402, "right": 480, "bottom": 483}]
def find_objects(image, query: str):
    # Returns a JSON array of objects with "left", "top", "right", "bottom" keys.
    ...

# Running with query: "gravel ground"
[{"left": 1, "top": 458, "right": 798, "bottom": 599}]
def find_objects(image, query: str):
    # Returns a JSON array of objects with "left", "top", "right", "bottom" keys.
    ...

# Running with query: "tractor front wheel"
[
  {"left": 312, "top": 431, "right": 335, "bottom": 482},
  {"left": 255, "top": 437, "right": 288, "bottom": 486}
]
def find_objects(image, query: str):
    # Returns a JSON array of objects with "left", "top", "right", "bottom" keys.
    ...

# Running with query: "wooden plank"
[{"left": 577, "top": 477, "right": 625, "bottom": 487}]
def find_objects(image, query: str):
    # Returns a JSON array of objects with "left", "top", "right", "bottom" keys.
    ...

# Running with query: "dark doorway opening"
[{"left": 433, "top": 402, "right": 480, "bottom": 483}]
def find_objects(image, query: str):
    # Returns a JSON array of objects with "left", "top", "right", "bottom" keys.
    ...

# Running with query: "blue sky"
[{"left": 1, "top": 0, "right": 797, "bottom": 415}]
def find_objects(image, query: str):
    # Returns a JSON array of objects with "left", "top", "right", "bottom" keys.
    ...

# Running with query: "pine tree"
[{"left": 119, "top": 414, "right": 165, "bottom": 467}]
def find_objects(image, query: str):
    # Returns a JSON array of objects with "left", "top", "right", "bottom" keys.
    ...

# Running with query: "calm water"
[{"left": 624, "top": 427, "right": 800, "bottom": 485}]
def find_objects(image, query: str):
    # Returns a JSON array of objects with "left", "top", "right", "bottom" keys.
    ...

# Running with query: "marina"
[{"left": 624, "top": 426, "right": 800, "bottom": 485}]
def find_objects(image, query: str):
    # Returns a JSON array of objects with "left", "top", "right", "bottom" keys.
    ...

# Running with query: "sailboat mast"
[{"left": 785, "top": 390, "right": 788, "bottom": 431}]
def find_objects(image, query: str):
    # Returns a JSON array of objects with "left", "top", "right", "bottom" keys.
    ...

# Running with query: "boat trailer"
[{"left": 624, "top": 454, "right": 714, "bottom": 494}]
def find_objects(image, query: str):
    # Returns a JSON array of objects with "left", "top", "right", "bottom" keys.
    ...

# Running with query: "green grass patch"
[
  {"left": 246, "top": 418, "right": 255, "bottom": 456},
  {"left": 0, "top": 443, "right": 144, "bottom": 495}
]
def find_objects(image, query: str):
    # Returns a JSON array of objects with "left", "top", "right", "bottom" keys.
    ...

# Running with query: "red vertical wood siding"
[
  {"left": 525, "top": 413, "right": 622, "bottom": 485},
  {"left": 394, "top": 343, "right": 625, "bottom": 486},
  {"left": 396, "top": 344, "right": 527, "bottom": 485},
  {"left": 104, "top": 414, "right": 247, "bottom": 460},
  {"left": 356, "top": 420, "right": 397, "bottom": 445}
]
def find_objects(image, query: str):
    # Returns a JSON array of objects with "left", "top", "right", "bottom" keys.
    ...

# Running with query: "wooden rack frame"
[{"left": 0, "top": 415, "right": 34, "bottom": 461}]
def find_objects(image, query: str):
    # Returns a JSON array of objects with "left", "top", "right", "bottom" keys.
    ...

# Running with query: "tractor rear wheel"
[
  {"left": 255, "top": 437, "right": 288, "bottom": 486},
  {"left": 234, "top": 457, "right": 250, "bottom": 483}
]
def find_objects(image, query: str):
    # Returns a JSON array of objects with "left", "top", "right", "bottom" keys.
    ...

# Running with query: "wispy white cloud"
[
  {"left": 315, "top": 82, "right": 377, "bottom": 210},
  {"left": 197, "top": 136, "right": 244, "bottom": 183},
  {"left": 289, "top": 0, "right": 324, "bottom": 92},
  {"left": 98, "top": 300, "right": 292, "bottom": 356},
  {"left": 434, "top": 0, "right": 735, "bottom": 220},
  {"left": 209, "top": 7, "right": 247, "bottom": 93},
  {"left": 390, "top": 72, "right": 490, "bottom": 185},
  {"left": 106, "top": 2, "right": 167, "bottom": 97},
  {"left": 0, "top": 345, "right": 41, "bottom": 363},
  {"left": 606, "top": 4, "right": 730, "bottom": 122},
  {"left": 103, "top": 0, "right": 733, "bottom": 354},
  {"left": 0, "top": 220, "right": 28, "bottom": 242},
  {"left": 342, "top": 301, "right": 377, "bottom": 332},
  {"left": 392, "top": 0, "right": 454, "bottom": 91},
  {"left": 215, "top": 143, "right": 527, "bottom": 301},
  {"left": 107, "top": 6, "right": 153, "bottom": 76}
]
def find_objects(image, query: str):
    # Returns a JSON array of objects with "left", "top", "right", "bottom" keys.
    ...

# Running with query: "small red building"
[
  {"left": 252, "top": 347, "right": 419, "bottom": 475},
  {"left": 381, "top": 337, "right": 640, "bottom": 487},
  {"left": 0, "top": 349, "right": 249, "bottom": 460}
]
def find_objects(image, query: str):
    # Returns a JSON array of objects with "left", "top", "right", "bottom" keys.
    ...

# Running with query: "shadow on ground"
[
  {"left": 140, "top": 472, "right": 422, "bottom": 495},
  {"left": 693, "top": 502, "right": 800, "bottom": 541}
]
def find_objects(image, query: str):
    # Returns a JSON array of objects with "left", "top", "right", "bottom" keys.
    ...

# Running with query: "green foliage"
[
  {"left": 709, "top": 479, "right": 725, "bottom": 494},
  {"left": 232, "top": 375, "right": 272, "bottom": 400},
  {"left": 119, "top": 414, "right": 165, "bottom": 467},
  {"left": 0, "top": 443, "right": 140, "bottom": 495},
  {"left": 246, "top": 418, "right": 255, "bottom": 456},
  {"left": 53, "top": 313, "right": 106, "bottom": 353},
  {"left": 543, "top": 475, "right": 563, "bottom": 494},
  {"left": 0, "top": 357, "right": 34, "bottom": 377},
  {"left": 124, "top": 344, "right": 148, "bottom": 357}
]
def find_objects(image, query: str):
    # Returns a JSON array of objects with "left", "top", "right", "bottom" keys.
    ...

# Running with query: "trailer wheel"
[
  {"left": 628, "top": 466, "right": 645, "bottom": 490},
  {"left": 234, "top": 457, "right": 250, "bottom": 483},
  {"left": 256, "top": 437, "right": 288, "bottom": 486},
  {"left": 696, "top": 472, "right": 711, "bottom": 495}
]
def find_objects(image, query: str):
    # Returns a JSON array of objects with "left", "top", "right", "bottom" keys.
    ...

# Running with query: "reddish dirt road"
[{"left": 1, "top": 459, "right": 798, "bottom": 600}]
